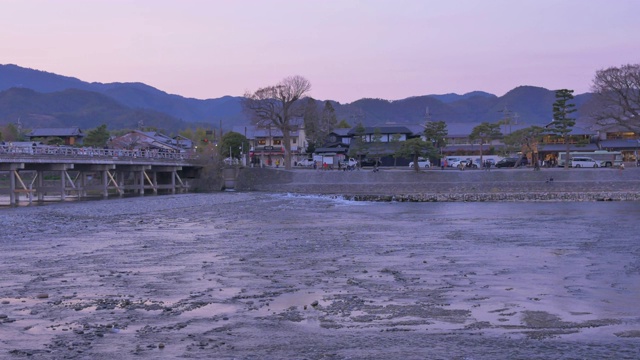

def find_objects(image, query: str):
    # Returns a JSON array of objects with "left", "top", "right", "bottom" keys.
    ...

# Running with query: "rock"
[
  {"left": 1, "top": 300, "right": 9, "bottom": 304},
  {"left": 158, "top": 343, "right": 165, "bottom": 349},
  {"left": 36, "top": 293, "right": 49, "bottom": 299},
  {"left": 311, "top": 300, "right": 319, "bottom": 307}
]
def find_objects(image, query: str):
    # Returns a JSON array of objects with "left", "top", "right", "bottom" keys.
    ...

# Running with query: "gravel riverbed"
[{"left": 1, "top": 193, "right": 639, "bottom": 359}]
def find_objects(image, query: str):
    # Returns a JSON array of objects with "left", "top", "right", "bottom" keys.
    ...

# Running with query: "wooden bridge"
[{"left": 0, "top": 144, "right": 201, "bottom": 206}]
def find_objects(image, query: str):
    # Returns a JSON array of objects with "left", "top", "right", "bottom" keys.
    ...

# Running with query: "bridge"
[{"left": 0, "top": 144, "right": 201, "bottom": 206}]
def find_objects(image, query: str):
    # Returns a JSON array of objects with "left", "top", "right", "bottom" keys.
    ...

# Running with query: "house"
[
  {"left": 172, "top": 135, "right": 194, "bottom": 151},
  {"left": 313, "top": 128, "right": 352, "bottom": 158},
  {"left": 593, "top": 124, "right": 640, "bottom": 162},
  {"left": 108, "top": 130, "right": 182, "bottom": 152},
  {"left": 343, "top": 125, "right": 418, "bottom": 165},
  {"left": 233, "top": 119, "right": 307, "bottom": 167},
  {"left": 536, "top": 124, "right": 598, "bottom": 164},
  {"left": 27, "top": 127, "right": 85, "bottom": 146}
]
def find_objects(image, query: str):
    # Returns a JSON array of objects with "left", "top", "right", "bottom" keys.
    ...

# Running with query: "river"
[{"left": 1, "top": 193, "right": 639, "bottom": 359}]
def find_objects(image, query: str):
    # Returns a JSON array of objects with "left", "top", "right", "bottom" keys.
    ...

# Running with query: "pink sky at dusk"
[{"left": 1, "top": 0, "right": 639, "bottom": 103}]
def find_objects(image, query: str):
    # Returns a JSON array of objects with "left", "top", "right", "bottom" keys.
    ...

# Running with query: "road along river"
[{"left": 1, "top": 193, "right": 639, "bottom": 359}]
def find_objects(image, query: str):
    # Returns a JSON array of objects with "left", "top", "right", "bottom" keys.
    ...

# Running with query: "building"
[
  {"left": 109, "top": 130, "right": 182, "bottom": 152},
  {"left": 233, "top": 119, "right": 307, "bottom": 167},
  {"left": 27, "top": 127, "right": 85, "bottom": 146},
  {"left": 594, "top": 124, "right": 640, "bottom": 162},
  {"left": 313, "top": 128, "right": 352, "bottom": 160},
  {"left": 537, "top": 125, "right": 599, "bottom": 164}
]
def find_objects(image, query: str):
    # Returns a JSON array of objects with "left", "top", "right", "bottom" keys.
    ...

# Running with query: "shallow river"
[{"left": 1, "top": 193, "right": 639, "bottom": 359}]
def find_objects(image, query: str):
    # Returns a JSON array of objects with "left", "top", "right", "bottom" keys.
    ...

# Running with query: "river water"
[{"left": 1, "top": 193, "right": 639, "bottom": 359}]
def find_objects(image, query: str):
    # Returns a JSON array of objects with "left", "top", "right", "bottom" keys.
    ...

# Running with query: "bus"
[{"left": 557, "top": 150, "right": 623, "bottom": 167}]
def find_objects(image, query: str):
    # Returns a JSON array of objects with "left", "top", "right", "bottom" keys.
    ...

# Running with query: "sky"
[{"left": 2, "top": 0, "right": 639, "bottom": 103}]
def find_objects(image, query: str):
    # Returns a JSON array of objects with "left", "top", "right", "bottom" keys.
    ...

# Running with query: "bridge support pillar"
[
  {"left": 118, "top": 172, "right": 125, "bottom": 197},
  {"left": 37, "top": 170, "right": 44, "bottom": 201},
  {"left": 102, "top": 170, "right": 109, "bottom": 198},
  {"left": 79, "top": 171, "right": 87, "bottom": 198},
  {"left": 60, "top": 170, "right": 66, "bottom": 201},
  {"left": 152, "top": 171, "right": 158, "bottom": 194},
  {"left": 10, "top": 170, "right": 16, "bottom": 205}
]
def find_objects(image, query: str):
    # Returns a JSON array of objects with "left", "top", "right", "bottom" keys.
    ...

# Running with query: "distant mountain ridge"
[
  {"left": 425, "top": 91, "right": 496, "bottom": 103},
  {"left": 0, "top": 64, "right": 593, "bottom": 132},
  {"left": 0, "top": 64, "right": 244, "bottom": 130},
  {"left": 0, "top": 87, "right": 194, "bottom": 132}
]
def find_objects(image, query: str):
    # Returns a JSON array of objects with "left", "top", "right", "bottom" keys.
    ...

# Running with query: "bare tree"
[
  {"left": 243, "top": 75, "right": 312, "bottom": 169},
  {"left": 589, "top": 63, "right": 640, "bottom": 131}
]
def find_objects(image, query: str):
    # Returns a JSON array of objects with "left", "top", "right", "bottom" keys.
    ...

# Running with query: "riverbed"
[{"left": 1, "top": 193, "right": 639, "bottom": 359}]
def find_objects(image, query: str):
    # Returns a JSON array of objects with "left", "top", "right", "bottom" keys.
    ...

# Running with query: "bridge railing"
[{"left": 0, "top": 144, "right": 197, "bottom": 161}]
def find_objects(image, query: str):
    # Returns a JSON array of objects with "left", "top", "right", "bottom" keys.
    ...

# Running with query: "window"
[
  {"left": 258, "top": 139, "right": 266, "bottom": 145},
  {"left": 273, "top": 139, "right": 282, "bottom": 145}
]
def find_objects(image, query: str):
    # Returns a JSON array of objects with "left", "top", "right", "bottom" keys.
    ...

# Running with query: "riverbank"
[{"left": 235, "top": 166, "right": 640, "bottom": 201}]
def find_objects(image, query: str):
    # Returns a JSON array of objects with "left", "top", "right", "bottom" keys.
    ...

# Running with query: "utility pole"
[{"left": 500, "top": 106, "right": 512, "bottom": 135}]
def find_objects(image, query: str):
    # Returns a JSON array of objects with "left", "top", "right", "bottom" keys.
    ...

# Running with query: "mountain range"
[{"left": 0, "top": 64, "right": 593, "bottom": 133}]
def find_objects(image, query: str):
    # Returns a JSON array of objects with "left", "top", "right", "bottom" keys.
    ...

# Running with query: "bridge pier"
[
  {"left": 102, "top": 170, "right": 109, "bottom": 198},
  {"left": 138, "top": 169, "right": 145, "bottom": 196},
  {"left": 60, "top": 169, "right": 67, "bottom": 201},
  {"left": 172, "top": 170, "right": 177, "bottom": 194},
  {"left": 0, "top": 163, "right": 25, "bottom": 206},
  {"left": 37, "top": 170, "right": 44, "bottom": 202}
]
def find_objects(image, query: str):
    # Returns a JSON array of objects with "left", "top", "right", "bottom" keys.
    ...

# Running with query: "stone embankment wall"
[{"left": 235, "top": 167, "right": 640, "bottom": 202}]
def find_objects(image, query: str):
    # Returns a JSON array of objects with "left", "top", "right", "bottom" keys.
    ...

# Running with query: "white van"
[
  {"left": 570, "top": 157, "right": 599, "bottom": 168},
  {"left": 445, "top": 157, "right": 462, "bottom": 167}
]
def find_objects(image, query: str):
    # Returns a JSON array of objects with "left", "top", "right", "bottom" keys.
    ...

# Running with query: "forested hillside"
[{"left": 0, "top": 64, "right": 594, "bottom": 131}]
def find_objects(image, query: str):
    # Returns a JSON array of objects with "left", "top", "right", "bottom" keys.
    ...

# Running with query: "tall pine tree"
[{"left": 550, "top": 89, "right": 576, "bottom": 169}]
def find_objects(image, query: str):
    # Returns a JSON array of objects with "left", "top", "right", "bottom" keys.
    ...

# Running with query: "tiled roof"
[
  {"left": 348, "top": 126, "right": 413, "bottom": 135},
  {"left": 28, "top": 127, "right": 84, "bottom": 137},
  {"left": 331, "top": 128, "right": 351, "bottom": 136},
  {"left": 444, "top": 144, "right": 505, "bottom": 152},
  {"left": 537, "top": 143, "right": 599, "bottom": 152},
  {"left": 599, "top": 139, "right": 640, "bottom": 149}
]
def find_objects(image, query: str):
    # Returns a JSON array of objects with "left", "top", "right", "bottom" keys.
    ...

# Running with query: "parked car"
[
  {"left": 296, "top": 159, "right": 314, "bottom": 167},
  {"left": 495, "top": 157, "right": 527, "bottom": 168},
  {"left": 408, "top": 159, "right": 430, "bottom": 168},
  {"left": 445, "top": 157, "right": 462, "bottom": 167},
  {"left": 450, "top": 159, "right": 478, "bottom": 169},
  {"left": 569, "top": 157, "right": 599, "bottom": 168},
  {"left": 341, "top": 158, "right": 358, "bottom": 168}
]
